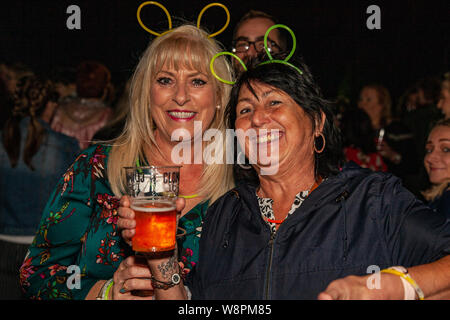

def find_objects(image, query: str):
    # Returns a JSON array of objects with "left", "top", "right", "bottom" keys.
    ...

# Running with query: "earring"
[
  {"left": 314, "top": 132, "right": 326, "bottom": 154},
  {"left": 216, "top": 105, "right": 221, "bottom": 110}
]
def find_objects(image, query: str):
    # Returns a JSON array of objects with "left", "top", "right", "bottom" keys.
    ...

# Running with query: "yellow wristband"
[
  {"left": 103, "top": 279, "right": 114, "bottom": 300},
  {"left": 381, "top": 268, "right": 425, "bottom": 300}
]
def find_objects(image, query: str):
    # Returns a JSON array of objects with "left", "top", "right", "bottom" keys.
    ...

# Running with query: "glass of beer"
[{"left": 124, "top": 166, "right": 180, "bottom": 253}]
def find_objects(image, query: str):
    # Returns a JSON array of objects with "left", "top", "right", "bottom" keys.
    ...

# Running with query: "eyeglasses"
[{"left": 231, "top": 39, "right": 281, "bottom": 54}]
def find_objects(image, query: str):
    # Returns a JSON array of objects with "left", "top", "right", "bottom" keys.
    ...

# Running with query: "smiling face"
[
  {"left": 424, "top": 125, "right": 450, "bottom": 184},
  {"left": 234, "top": 81, "right": 317, "bottom": 174},
  {"left": 150, "top": 64, "right": 216, "bottom": 144}
]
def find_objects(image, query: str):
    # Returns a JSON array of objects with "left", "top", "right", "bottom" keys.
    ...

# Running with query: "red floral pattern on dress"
[
  {"left": 20, "top": 257, "right": 36, "bottom": 289},
  {"left": 95, "top": 193, "right": 124, "bottom": 265}
]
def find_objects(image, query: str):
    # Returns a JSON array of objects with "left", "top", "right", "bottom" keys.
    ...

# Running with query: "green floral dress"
[{"left": 19, "top": 144, "right": 208, "bottom": 299}]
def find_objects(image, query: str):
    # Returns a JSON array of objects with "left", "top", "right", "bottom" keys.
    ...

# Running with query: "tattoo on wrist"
[{"left": 157, "top": 256, "right": 179, "bottom": 281}]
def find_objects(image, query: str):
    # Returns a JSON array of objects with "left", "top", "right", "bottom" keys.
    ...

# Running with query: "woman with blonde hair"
[
  {"left": 422, "top": 118, "right": 450, "bottom": 219},
  {"left": 20, "top": 24, "right": 234, "bottom": 300}
]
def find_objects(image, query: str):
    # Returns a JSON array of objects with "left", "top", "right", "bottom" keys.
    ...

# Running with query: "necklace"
[{"left": 263, "top": 178, "right": 322, "bottom": 225}]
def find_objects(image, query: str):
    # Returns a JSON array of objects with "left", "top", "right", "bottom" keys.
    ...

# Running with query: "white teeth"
[
  {"left": 256, "top": 132, "right": 280, "bottom": 144},
  {"left": 168, "top": 111, "right": 196, "bottom": 119}
]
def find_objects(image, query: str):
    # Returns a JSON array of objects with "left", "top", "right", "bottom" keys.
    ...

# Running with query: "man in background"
[{"left": 231, "top": 10, "right": 287, "bottom": 73}]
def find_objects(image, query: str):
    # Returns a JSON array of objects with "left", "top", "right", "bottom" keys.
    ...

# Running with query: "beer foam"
[{"left": 131, "top": 201, "right": 176, "bottom": 212}]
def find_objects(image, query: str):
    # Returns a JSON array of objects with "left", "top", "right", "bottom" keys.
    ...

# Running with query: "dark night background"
[{"left": 0, "top": 0, "right": 449, "bottom": 111}]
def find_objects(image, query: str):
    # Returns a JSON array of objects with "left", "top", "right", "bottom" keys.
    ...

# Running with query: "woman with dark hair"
[
  {"left": 0, "top": 75, "right": 79, "bottom": 299},
  {"left": 123, "top": 55, "right": 450, "bottom": 300}
]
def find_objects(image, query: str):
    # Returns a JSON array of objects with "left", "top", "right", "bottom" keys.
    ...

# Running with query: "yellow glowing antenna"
[
  {"left": 210, "top": 52, "right": 246, "bottom": 85},
  {"left": 197, "top": 3, "right": 230, "bottom": 38},
  {"left": 137, "top": 1, "right": 172, "bottom": 36},
  {"left": 137, "top": 2, "right": 230, "bottom": 38}
]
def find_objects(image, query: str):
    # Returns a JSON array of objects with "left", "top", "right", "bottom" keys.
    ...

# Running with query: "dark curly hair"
[
  {"left": 225, "top": 55, "right": 344, "bottom": 181},
  {"left": 2, "top": 75, "right": 58, "bottom": 170}
]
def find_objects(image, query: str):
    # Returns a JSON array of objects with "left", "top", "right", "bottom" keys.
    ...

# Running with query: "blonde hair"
[
  {"left": 107, "top": 24, "right": 235, "bottom": 203},
  {"left": 422, "top": 118, "right": 450, "bottom": 201}
]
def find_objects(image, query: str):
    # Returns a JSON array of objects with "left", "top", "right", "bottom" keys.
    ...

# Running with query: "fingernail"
[{"left": 120, "top": 288, "right": 127, "bottom": 294}]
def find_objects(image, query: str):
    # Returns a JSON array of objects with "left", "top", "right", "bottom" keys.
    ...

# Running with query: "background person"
[
  {"left": 0, "top": 62, "right": 33, "bottom": 96},
  {"left": 93, "top": 78, "right": 132, "bottom": 142},
  {"left": 357, "top": 84, "right": 420, "bottom": 195},
  {"left": 400, "top": 76, "right": 443, "bottom": 196},
  {"left": 19, "top": 24, "right": 234, "bottom": 300},
  {"left": 230, "top": 10, "right": 287, "bottom": 73},
  {"left": 0, "top": 75, "right": 79, "bottom": 299},
  {"left": 50, "top": 61, "right": 114, "bottom": 149},
  {"left": 340, "top": 107, "right": 387, "bottom": 172},
  {"left": 422, "top": 118, "right": 450, "bottom": 219}
]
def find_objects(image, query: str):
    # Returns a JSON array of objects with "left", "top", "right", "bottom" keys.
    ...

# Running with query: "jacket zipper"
[{"left": 264, "top": 230, "right": 276, "bottom": 299}]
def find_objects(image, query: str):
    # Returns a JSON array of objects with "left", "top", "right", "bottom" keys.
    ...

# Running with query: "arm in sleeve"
[
  {"left": 19, "top": 151, "right": 99, "bottom": 300},
  {"left": 380, "top": 176, "right": 450, "bottom": 267}
]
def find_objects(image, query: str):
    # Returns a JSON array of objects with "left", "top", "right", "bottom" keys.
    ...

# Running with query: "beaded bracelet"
[{"left": 151, "top": 273, "right": 181, "bottom": 290}]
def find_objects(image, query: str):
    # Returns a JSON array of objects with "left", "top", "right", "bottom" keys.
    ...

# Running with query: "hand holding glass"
[{"left": 124, "top": 166, "right": 180, "bottom": 253}]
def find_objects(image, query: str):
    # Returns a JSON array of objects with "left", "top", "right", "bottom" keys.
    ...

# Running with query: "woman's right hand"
[
  {"left": 118, "top": 195, "right": 135, "bottom": 246},
  {"left": 111, "top": 255, "right": 154, "bottom": 300}
]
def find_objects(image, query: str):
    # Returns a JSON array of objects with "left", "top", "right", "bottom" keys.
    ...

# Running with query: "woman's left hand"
[{"left": 317, "top": 273, "right": 403, "bottom": 300}]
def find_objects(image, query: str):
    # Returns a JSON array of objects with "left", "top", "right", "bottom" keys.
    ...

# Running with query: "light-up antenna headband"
[
  {"left": 137, "top": 1, "right": 230, "bottom": 38},
  {"left": 210, "top": 24, "right": 303, "bottom": 85}
]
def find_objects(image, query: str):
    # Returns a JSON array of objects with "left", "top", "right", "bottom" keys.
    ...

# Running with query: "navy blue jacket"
[
  {"left": 187, "top": 163, "right": 450, "bottom": 299},
  {"left": 429, "top": 186, "right": 450, "bottom": 221}
]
